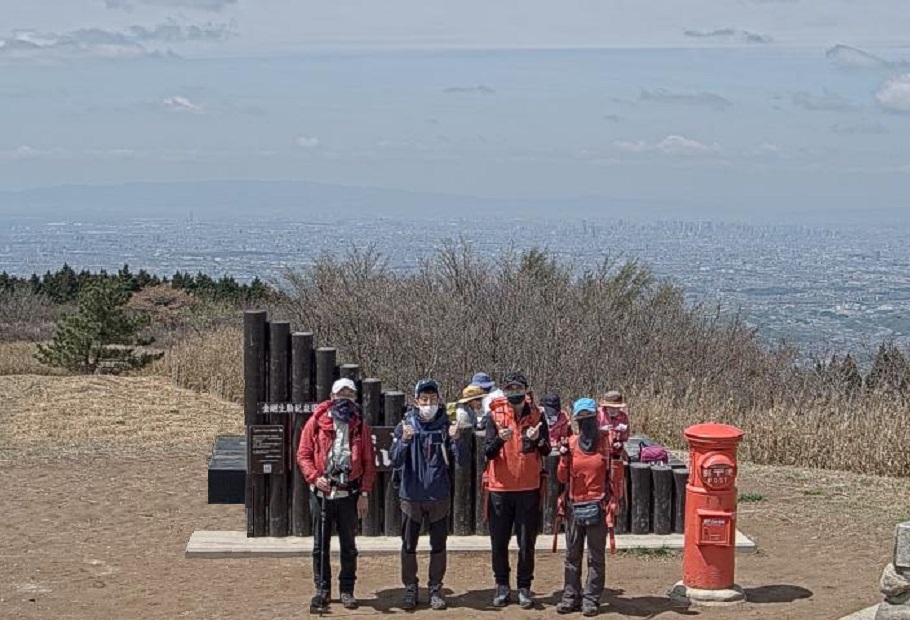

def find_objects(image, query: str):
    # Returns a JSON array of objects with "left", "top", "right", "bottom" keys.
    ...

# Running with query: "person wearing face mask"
[
  {"left": 596, "top": 391, "right": 630, "bottom": 456},
  {"left": 483, "top": 372, "right": 550, "bottom": 609},
  {"left": 555, "top": 399, "right": 610, "bottom": 617},
  {"left": 297, "top": 378, "right": 376, "bottom": 614},
  {"left": 390, "top": 379, "right": 469, "bottom": 611}
]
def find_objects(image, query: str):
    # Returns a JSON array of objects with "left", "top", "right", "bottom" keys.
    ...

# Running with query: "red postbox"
[{"left": 671, "top": 423, "right": 745, "bottom": 605}]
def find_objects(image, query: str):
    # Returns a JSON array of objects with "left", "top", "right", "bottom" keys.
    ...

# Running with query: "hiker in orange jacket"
[
  {"left": 597, "top": 390, "right": 630, "bottom": 456},
  {"left": 556, "top": 398, "right": 610, "bottom": 617},
  {"left": 483, "top": 372, "right": 550, "bottom": 609},
  {"left": 297, "top": 378, "right": 376, "bottom": 614}
]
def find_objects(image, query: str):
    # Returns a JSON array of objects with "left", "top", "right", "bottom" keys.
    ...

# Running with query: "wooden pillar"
[
  {"left": 339, "top": 364, "right": 361, "bottom": 398},
  {"left": 383, "top": 391, "right": 405, "bottom": 537},
  {"left": 453, "top": 427, "right": 474, "bottom": 535},
  {"left": 290, "top": 331, "right": 314, "bottom": 537},
  {"left": 243, "top": 310, "right": 268, "bottom": 537},
  {"left": 315, "top": 348, "right": 336, "bottom": 402},
  {"left": 615, "top": 462, "right": 631, "bottom": 535},
  {"left": 268, "top": 321, "right": 290, "bottom": 537},
  {"left": 651, "top": 464, "right": 673, "bottom": 536},
  {"left": 630, "top": 462, "right": 652, "bottom": 535},
  {"left": 542, "top": 453, "right": 560, "bottom": 535},
  {"left": 360, "top": 378, "right": 383, "bottom": 537},
  {"left": 672, "top": 467, "right": 689, "bottom": 534},
  {"left": 474, "top": 432, "right": 486, "bottom": 533}
]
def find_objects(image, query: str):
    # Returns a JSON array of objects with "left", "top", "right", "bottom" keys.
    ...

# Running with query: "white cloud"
[
  {"left": 612, "top": 135, "right": 721, "bottom": 157},
  {"left": 656, "top": 135, "right": 720, "bottom": 155},
  {"left": 163, "top": 95, "right": 205, "bottom": 113},
  {"left": 106, "top": 0, "right": 237, "bottom": 11},
  {"left": 639, "top": 88, "right": 732, "bottom": 110},
  {"left": 612, "top": 140, "right": 650, "bottom": 153},
  {"left": 0, "top": 145, "right": 67, "bottom": 161},
  {"left": 0, "top": 20, "right": 233, "bottom": 62},
  {"left": 791, "top": 90, "right": 859, "bottom": 112},
  {"left": 295, "top": 135, "right": 321, "bottom": 148},
  {"left": 683, "top": 28, "right": 771, "bottom": 44},
  {"left": 876, "top": 74, "right": 910, "bottom": 112}
]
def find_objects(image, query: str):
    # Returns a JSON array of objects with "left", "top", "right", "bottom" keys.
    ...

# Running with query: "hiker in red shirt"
[
  {"left": 540, "top": 393, "right": 571, "bottom": 450},
  {"left": 556, "top": 398, "right": 610, "bottom": 617},
  {"left": 597, "top": 390, "right": 630, "bottom": 456},
  {"left": 297, "top": 378, "right": 376, "bottom": 614},
  {"left": 483, "top": 372, "right": 550, "bottom": 609}
]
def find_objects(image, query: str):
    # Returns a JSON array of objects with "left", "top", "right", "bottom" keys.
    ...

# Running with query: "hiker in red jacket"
[
  {"left": 483, "top": 372, "right": 550, "bottom": 609},
  {"left": 297, "top": 378, "right": 376, "bottom": 614},
  {"left": 540, "top": 393, "right": 571, "bottom": 449},
  {"left": 556, "top": 398, "right": 610, "bottom": 617},
  {"left": 597, "top": 390, "right": 630, "bottom": 456}
]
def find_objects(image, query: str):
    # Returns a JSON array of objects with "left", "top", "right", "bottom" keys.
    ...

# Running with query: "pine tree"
[{"left": 35, "top": 279, "right": 162, "bottom": 374}]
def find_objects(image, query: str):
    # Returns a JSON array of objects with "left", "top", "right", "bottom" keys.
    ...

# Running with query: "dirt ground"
[{"left": 1, "top": 375, "right": 908, "bottom": 619}]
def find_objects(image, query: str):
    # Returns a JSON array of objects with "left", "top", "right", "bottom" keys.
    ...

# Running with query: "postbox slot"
[{"left": 696, "top": 509, "right": 733, "bottom": 547}]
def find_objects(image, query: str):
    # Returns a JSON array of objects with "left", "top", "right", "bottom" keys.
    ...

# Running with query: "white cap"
[{"left": 331, "top": 378, "right": 357, "bottom": 394}]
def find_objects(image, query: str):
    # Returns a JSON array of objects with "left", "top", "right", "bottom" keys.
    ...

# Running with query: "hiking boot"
[
  {"left": 492, "top": 585, "right": 511, "bottom": 607},
  {"left": 518, "top": 588, "right": 535, "bottom": 609},
  {"left": 402, "top": 584, "right": 419, "bottom": 611},
  {"left": 582, "top": 600, "right": 599, "bottom": 617},
  {"left": 556, "top": 598, "right": 581, "bottom": 614},
  {"left": 340, "top": 592, "right": 358, "bottom": 610},
  {"left": 429, "top": 586, "right": 447, "bottom": 611},
  {"left": 309, "top": 591, "right": 329, "bottom": 614}
]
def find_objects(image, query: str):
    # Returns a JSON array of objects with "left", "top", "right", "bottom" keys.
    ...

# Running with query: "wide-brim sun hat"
[
  {"left": 458, "top": 385, "right": 486, "bottom": 404},
  {"left": 599, "top": 390, "right": 627, "bottom": 408}
]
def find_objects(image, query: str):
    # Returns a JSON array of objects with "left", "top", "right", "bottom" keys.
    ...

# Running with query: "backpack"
[{"left": 640, "top": 444, "right": 669, "bottom": 464}]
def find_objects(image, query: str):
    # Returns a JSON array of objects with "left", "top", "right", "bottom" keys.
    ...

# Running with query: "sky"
[{"left": 1, "top": 0, "right": 910, "bottom": 214}]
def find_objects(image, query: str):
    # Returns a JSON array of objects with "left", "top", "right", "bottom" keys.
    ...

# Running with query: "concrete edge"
[{"left": 186, "top": 530, "right": 756, "bottom": 559}]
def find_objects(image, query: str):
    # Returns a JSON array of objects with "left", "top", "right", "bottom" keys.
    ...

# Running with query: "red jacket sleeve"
[
  {"left": 297, "top": 414, "right": 320, "bottom": 485},
  {"left": 359, "top": 421, "right": 376, "bottom": 493},
  {"left": 557, "top": 452, "right": 569, "bottom": 484}
]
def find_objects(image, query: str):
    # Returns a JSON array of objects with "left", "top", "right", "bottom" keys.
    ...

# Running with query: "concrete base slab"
[
  {"left": 668, "top": 581, "right": 745, "bottom": 606},
  {"left": 185, "top": 529, "right": 756, "bottom": 559},
  {"left": 840, "top": 605, "right": 879, "bottom": 620}
]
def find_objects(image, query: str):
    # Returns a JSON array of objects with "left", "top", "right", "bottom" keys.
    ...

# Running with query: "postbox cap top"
[{"left": 684, "top": 423, "right": 744, "bottom": 442}]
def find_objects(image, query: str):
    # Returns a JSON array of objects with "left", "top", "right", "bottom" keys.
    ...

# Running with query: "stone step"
[{"left": 185, "top": 530, "right": 756, "bottom": 559}]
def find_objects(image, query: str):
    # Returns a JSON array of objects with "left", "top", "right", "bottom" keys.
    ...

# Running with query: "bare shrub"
[
  {"left": 144, "top": 325, "right": 243, "bottom": 403},
  {"left": 0, "top": 341, "right": 69, "bottom": 376},
  {"left": 0, "top": 287, "right": 68, "bottom": 342},
  {"left": 156, "top": 243, "right": 910, "bottom": 478}
]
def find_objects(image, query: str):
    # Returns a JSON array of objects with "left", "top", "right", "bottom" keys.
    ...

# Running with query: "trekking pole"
[{"left": 318, "top": 491, "right": 328, "bottom": 617}]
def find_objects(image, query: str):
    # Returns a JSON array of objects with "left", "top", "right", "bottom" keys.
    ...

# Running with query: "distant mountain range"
[{"left": 1, "top": 179, "right": 907, "bottom": 224}]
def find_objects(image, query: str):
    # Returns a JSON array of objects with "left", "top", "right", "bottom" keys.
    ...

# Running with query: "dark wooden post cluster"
[{"left": 241, "top": 310, "right": 691, "bottom": 538}]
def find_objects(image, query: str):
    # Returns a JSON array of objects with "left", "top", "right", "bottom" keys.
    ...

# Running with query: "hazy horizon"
[{"left": 2, "top": 1, "right": 910, "bottom": 217}]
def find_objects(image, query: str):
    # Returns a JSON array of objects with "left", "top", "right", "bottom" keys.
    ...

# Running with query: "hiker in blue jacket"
[{"left": 390, "top": 379, "right": 470, "bottom": 611}]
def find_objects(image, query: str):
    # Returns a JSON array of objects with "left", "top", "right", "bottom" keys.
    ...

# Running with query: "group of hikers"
[{"left": 296, "top": 371, "right": 631, "bottom": 616}]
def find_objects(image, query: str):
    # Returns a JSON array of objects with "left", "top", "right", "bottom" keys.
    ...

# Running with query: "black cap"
[
  {"left": 541, "top": 393, "right": 561, "bottom": 410},
  {"left": 502, "top": 372, "right": 529, "bottom": 389},
  {"left": 414, "top": 379, "right": 440, "bottom": 398}
]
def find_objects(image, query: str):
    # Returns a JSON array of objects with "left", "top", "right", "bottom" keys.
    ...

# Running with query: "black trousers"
[
  {"left": 563, "top": 515, "right": 607, "bottom": 606},
  {"left": 488, "top": 489, "right": 541, "bottom": 589},
  {"left": 400, "top": 499, "right": 450, "bottom": 587},
  {"left": 310, "top": 494, "right": 359, "bottom": 594}
]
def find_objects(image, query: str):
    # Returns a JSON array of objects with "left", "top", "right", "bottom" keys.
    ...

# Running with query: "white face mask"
[{"left": 418, "top": 405, "right": 436, "bottom": 421}]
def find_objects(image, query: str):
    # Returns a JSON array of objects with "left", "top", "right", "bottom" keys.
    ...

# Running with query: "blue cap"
[
  {"left": 572, "top": 398, "right": 597, "bottom": 418},
  {"left": 469, "top": 372, "right": 495, "bottom": 390},
  {"left": 415, "top": 379, "right": 440, "bottom": 398}
]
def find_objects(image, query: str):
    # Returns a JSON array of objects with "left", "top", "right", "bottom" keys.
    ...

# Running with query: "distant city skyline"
[{"left": 1, "top": 1, "right": 910, "bottom": 215}]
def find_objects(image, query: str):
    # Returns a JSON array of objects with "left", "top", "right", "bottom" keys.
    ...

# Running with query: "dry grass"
[
  {"left": 0, "top": 375, "right": 243, "bottom": 456},
  {"left": 0, "top": 341, "right": 69, "bottom": 376},
  {"left": 635, "top": 391, "right": 910, "bottom": 478},
  {"left": 144, "top": 325, "right": 242, "bottom": 402}
]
